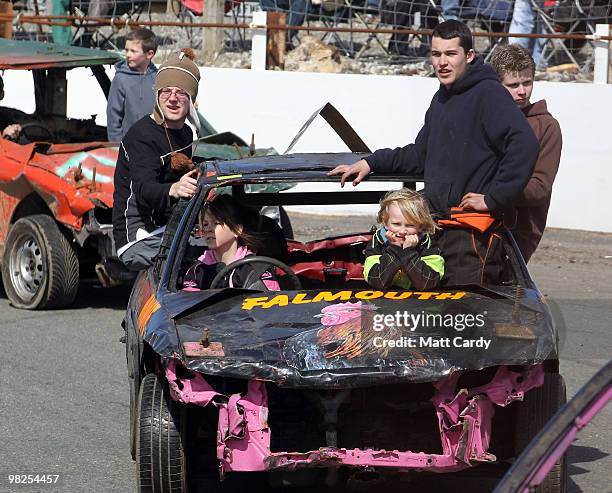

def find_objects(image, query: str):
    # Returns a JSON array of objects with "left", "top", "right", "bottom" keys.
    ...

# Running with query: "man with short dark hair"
[
  {"left": 490, "top": 44, "right": 562, "bottom": 262},
  {"left": 330, "top": 20, "right": 539, "bottom": 284}
]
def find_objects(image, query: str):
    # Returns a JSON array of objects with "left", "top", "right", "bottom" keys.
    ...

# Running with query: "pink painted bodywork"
[
  {"left": 166, "top": 361, "right": 546, "bottom": 476},
  {"left": 166, "top": 359, "right": 220, "bottom": 407},
  {"left": 524, "top": 385, "right": 611, "bottom": 492}
]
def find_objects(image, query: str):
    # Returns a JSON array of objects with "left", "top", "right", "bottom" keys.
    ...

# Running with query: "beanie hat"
[{"left": 152, "top": 48, "right": 201, "bottom": 131}]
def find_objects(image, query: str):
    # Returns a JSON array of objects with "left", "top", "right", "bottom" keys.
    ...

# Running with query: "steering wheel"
[
  {"left": 18, "top": 122, "right": 55, "bottom": 143},
  {"left": 209, "top": 256, "right": 301, "bottom": 291}
]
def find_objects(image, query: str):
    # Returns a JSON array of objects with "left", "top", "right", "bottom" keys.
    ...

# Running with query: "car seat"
[{"left": 256, "top": 214, "right": 289, "bottom": 263}]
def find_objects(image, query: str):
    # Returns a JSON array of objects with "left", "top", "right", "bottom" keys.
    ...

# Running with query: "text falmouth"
[{"left": 241, "top": 290, "right": 466, "bottom": 310}]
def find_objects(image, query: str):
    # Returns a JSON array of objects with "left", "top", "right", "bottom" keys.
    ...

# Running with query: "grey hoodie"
[{"left": 106, "top": 60, "right": 158, "bottom": 142}]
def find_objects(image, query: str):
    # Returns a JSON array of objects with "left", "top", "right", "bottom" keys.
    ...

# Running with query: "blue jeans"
[
  {"left": 509, "top": 0, "right": 546, "bottom": 68},
  {"left": 260, "top": 0, "right": 311, "bottom": 32},
  {"left": 441, "top": 0, "right": 460, "bottom": 19}
]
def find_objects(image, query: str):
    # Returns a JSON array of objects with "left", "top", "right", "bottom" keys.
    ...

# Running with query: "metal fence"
[{"left": 7, "top": 0, "right": 612, "bottom": 72}]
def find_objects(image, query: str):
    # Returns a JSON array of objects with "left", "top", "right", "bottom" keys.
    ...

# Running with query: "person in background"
[
  {"left": 107, "top": 28, "right": 158, "bottom": 142},
  {"left": 490, "top": 43, "right": 562, "bottom": 262},
  {"left": 508, "top": 0, "right": 547, "bottom": 70},
  {"left": 0, "top": 75, "right": 21, "bottom": 141}
]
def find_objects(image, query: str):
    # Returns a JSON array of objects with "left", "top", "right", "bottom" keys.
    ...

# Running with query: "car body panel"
[
  {"left": 141, "top": 283, "right": 555, "bottom": 388},
  {"left": 0, "top": 39, "right": 122, "bottom": 69},
  {"left": 0, "top": 139, "right": 116, "bottom": 241},
  {"left": 493, "top": 360, "right": 611, "bottom": 493}
]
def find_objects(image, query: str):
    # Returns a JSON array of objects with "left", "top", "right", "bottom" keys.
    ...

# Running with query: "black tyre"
[
  {"left": 515, "top": 372, "right": 567, "bottom": 493},
  {"left": 137, "top": 373, "right": 188, "bottom": 493},
  {"left": 126, "top": 326, "right": 140, "bottom": 461},
  {"left": 1, "top": 214, "right": 79, "bottom": 309}
]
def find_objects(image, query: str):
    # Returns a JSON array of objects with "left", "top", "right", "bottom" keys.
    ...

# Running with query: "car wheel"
[
  {"left": 129, "top": 374, "right": 138, "bottom": 461},
  {"left": 515, "top": 372, "right": 567, "bottom": 493},
  {"left": 1, "top": 214, "right": 79, "bottom": 309},
  {"left": 137, "top": 373, "right": 188, "bottom": 493}
]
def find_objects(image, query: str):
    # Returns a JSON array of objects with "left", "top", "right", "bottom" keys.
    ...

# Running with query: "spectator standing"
[
  {"left": 330, "top": 20, "right": 539, "bottom": 285},
  {"left": 107, "top": 28, "right": 158, "bottom": 142},
  {"left": 259, "top": 0, "right": 311, "bottom": 43},
  {"left": 490, "top": 44, "right": 562, "bottom": 262},
  {"left": 508, "top": 0, "right": 547, "bottom": 69},
  {"left": 112, "top": 49, "right": 201, "bottom": 271}
]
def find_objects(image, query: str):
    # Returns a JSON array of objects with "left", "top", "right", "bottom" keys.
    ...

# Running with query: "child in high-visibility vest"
[{"left": 364, "top": 188, "right": 444, "bottom": 291}]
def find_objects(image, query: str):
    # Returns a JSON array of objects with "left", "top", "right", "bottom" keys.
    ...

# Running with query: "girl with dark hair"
[{"left": 183, "top": 194, "right": 279, "bottom": 290}]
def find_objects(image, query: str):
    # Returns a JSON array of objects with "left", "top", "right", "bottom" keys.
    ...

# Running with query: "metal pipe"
[{"left": 3, "top": 13, "right": 611, "bottom": 41}]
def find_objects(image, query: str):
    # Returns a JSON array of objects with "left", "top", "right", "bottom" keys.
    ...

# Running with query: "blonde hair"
[
  {"left": 490, "top": 44, "right": 536, "bottom": 78},
  {"left": 377, "top": 188, "right": 438, "bottom": 235}
]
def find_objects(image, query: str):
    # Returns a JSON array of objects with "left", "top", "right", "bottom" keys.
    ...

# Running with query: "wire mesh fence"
[{"left": 7, "top": 0, "right": 612, "bottom": 72}]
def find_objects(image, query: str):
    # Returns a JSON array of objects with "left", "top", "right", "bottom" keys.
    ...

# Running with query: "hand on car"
[
  {"left": 328, "top": 159, "right": 371, "bottom": 187},
  {"left": 2, "top": 124, "right": 21, "bottom": 141},
  {"left": 385, "top": 230, "right": 419, "bottom": 249},
  {"left": 459, "top": 192, "right": 489, "bottom": 212},
  {"left": 169, "top": 169, "right": 198, "bottom": 199}
]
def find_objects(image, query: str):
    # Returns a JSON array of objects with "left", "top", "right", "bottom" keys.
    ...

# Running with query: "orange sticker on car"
[{"left": 137, "top": 295, "right": 161, "bottom": 336}]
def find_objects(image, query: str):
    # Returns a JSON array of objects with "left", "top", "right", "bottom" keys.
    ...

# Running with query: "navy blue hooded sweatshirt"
[
  {"left": 106, "top": 60, "right": 157, "bottom": 142},
  {"left": 364, "top": 57, "right": 539, "bottom": 214}
]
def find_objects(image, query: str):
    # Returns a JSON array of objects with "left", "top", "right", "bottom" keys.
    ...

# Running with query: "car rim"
[{"left": 9, "top": 233, "right": 44, "bottom": 301}]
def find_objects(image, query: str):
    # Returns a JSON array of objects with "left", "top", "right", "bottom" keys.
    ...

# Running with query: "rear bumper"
[{"left": 165, "top": 361, "right": 544, "bottom": 476}]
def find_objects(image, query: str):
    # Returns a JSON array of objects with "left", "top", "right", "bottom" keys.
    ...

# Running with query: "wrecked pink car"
[{"left": 125, "top": 156, "right": 566, "bottom": 492}]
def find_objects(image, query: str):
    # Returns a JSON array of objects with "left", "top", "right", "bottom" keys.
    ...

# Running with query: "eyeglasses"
[{"left": 159, "top": 87, "right": 189, "bottom": 100}]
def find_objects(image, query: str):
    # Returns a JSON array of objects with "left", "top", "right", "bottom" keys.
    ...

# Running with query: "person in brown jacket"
[{"left": 490, "top": 44, "right": 563, "bottom": 262}]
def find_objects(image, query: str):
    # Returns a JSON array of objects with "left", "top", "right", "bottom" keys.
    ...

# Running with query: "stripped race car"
[
  {"left": 0, "top": 39, "right": 274, "bottom": 309},
  {"left": 124, "top": 153, "right": 566, "bottom": 492}
]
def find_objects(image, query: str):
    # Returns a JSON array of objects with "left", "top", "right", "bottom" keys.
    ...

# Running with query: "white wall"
[{"left": 2, "top": 66, "right": 611, "bottom": 232}]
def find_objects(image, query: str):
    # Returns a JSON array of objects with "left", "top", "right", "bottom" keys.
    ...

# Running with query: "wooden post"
[
  {"left": 201, "top": 0, "right": 225, "bottom": 63},
  {"left": 266, "top": 12, "right": 287, "bottom": 70},
  {"left": 0, "top": 1, "right": 12, "bottom": 39}
]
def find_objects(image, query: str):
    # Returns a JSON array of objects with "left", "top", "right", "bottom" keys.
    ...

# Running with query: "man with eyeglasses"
[{"left": 112, "top": 49, "right": 201, "bottom": 271}]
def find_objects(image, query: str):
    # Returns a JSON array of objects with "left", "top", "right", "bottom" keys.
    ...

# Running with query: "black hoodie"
[{"left": 365, "top": 58, "right": 539, "bottom": 214}]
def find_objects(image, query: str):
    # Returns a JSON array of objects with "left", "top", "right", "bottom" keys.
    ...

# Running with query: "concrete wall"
[{"left": 2, "top": 66, "right": 611, "bottom": 232}]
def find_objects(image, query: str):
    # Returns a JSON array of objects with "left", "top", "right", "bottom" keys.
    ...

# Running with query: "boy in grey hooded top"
[{"left": 106, "top": 28, "right": 158, "bottom": 142}]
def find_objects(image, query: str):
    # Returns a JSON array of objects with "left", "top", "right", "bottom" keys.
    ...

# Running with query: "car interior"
[
  {"left": 174, "top": 183, "right": 528, "bottom": 293},
  {"left": 0, "top": 105, "right": 108, "bottom": 145}
]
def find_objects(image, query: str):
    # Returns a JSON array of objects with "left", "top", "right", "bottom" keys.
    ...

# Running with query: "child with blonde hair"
[{"left": 364, "top": 188, "right": 444, "bottom": 290}]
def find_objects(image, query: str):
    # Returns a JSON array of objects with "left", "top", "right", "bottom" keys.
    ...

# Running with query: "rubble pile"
[{"left": 285, "top": 36, "right": 347, "bottom": 73}]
